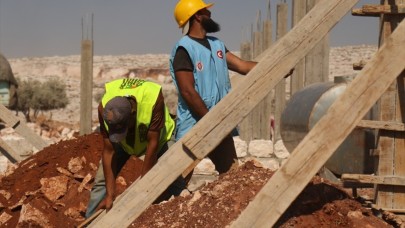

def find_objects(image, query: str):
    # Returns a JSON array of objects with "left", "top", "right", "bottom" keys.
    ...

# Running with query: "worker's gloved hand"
[{"left": 96, "top": 195, "right": 114, "bottom": 212}]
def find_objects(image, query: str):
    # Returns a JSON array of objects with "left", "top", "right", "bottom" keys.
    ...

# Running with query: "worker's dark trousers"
[{"left": 85, "top": 142, "right": 186, "bottom": 218}]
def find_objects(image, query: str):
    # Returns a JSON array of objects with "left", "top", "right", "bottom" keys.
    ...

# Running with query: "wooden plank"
[
  {"left": 262, "top": 0, "right": 273, "bottom": 50},
  {"left": 357, "top": 120, "right": 405, "bottom": 131},
  {"left": 80, "top": 39, "right": 93, "bottom": 136},
  {"left": 393, "top": 69, "right": 405, "bottom": 209},
  {"left": 252, "top": 11, "right": 263, "bottom": 140},
  {"left": 274, "top": 2, "right": 288, "bottom": 142},
  {"left": 342, "top": 174, "right": 405, "bottom": 186},
  {"left": 305, "top": 0, "right": 330, "bottom": 86},
  {"left": 352, "top": 4, "right": 405, "bottom": 16},
  {"left": 238, "top": 42, "right": 252, "bottom": 141},
  {"left": 355, "top": 4, "right": 405, "bottom": 15},
  {"left": 0, "top": 137, "right": 21, "bottom": 163},
  {"left": 375, "top": 3, "right": 395, "bottom": 209},
  {"left": 352, "top": 8, "right": 381, "bottom": 17},
  {"left": 90, "top": 0, "right": 362, "bottom": 226},
  {"left": 376, "top": 0, "right": 405, "bottom": 209},
  {"left": 0, "top": 104, "right": 48, "bottom": 151},
  {"left": 376, "top": 89, "right": 395, "bottom": 207},
  {"left": 77, "top": 208, "right": 103, "bottom": 228},
  {"left": 290, "top": 0, "right": 306, "bottom": 96},
  {"left": 253, "top": 11, "right": 262, "bottom": 58},
  {"left": 391, "top": 4, "right": 405, "bottom": 209},
  {"left": 231, "top": 18, "right": 405, "bottom": 227},
  {"left": 261, "top": 0, "right": 273, "bottom": 140}
]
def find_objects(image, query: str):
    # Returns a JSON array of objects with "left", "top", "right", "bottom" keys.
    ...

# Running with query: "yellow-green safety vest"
[{"left": 101, "top": 78, "right": 175, "bottom": 156}]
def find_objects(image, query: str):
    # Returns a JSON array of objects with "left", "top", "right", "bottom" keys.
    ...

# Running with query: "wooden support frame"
[
  {"left": 290, "top": 0, "right": 307, "bottom": 95},
  {"left": 89, "top": 0, "right": 360, "bottom": 227},
  {"left": 79, "top": 39, "right": 93, "bottom": 136},
  {"left": 231, "top": 19, "right": 405, "bottom": 227},
  {"left": 353, "top": 4, "right": 405, "bottom": 16},
  {"left": 357, "top": 120, "right": 405, "bottom": 131},
  {"left": 305, "top": 0, "right": 330, "bottom": 86},
  {"left": 375, "top": 0, "right": 405, "bottom": 211},
  {"left": 342, "top": 174, "right": 405, "bottom": 186},
  {"left": 274, "top": 2, "right": 288, "bottom": 142}
]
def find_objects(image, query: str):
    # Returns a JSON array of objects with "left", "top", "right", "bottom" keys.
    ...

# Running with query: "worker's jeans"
[
  {"left": 85, "top": 144, "right": 129, "bottom": 218},
  {"left": 85, "top": 142, "right": 186, "bottom": 218}
]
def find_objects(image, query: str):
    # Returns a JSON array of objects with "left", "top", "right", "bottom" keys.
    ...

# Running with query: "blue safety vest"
[{"left": 170, "top": 36, "right": 230, "bottom": 140}]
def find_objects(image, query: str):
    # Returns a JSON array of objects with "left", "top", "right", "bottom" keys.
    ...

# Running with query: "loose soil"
[{"left": 0, "top": 132, "right": 399, "bottom": 227}]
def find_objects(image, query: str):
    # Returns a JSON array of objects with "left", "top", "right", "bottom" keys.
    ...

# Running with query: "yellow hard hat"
[{"left": 174, "top": 0, "right": 214, "bottom": 28}]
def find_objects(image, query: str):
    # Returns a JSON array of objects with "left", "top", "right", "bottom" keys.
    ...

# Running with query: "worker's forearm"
[
  {"left": 102, "top": 149, "right": 115, "bottom": 198},
  {"left": 181, "top": 90, "right": 209, "bottom": 119},
  {"left": 141, "top": 149, "right": 157, "bottom": 176},
  {"left": 141, "top": 131, "right": 159, "bottom": 176},
  {"left": 236, "top": 61, "right": 257, "bottom": 75}
]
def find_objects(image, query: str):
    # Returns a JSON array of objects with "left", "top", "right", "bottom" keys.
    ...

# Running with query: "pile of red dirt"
[
  {"left": 0, "top": 133, "right": 142, "bottom": 227},
  {"left": 131, "top": 161, "right": 392, "bottom": 228},
  {"left": 0, "top": 132, "right": 398, "bottom": 227}
]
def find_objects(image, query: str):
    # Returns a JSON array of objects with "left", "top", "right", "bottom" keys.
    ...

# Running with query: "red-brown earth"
[{"left": 0, "top": 132, "right": 400, "bottom": 227}]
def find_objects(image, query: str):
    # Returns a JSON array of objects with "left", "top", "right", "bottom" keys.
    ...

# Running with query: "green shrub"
[{"left": 16, "top": 77, "right": 69, "bottom": 122}]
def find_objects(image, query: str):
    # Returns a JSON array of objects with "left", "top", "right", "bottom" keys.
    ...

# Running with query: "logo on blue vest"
[
  {"left": 217, "top": 50, "right": 223, "bottom": 59},
  {"left": 196, "top": 61, "right": 203, "bottom": 71}
]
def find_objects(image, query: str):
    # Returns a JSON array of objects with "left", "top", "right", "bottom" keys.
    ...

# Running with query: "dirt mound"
[
  {"left": 0, "top": 133, "right": 395, "bottom": 227},
  {"left": 131, "top": 161, "right": 391, "bottom": 228},
  {"left": 0, "top": 133, "right": 142, "bottom": 227}
]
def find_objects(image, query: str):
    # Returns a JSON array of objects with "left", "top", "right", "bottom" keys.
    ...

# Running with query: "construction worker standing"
[
  {"left": 85, "top": 78, "right": 179, "bottom": 218},
  {"left": 170, "top": 0, "right": 257, "bottom": 174}
]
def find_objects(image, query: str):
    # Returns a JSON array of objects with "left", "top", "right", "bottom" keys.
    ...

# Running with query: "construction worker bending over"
[
  {"left": 170, "top": 0, "right": 257, "bottom": 174},
  {"left": 85, "top": 78, "right": 182, "bottom": 218}
]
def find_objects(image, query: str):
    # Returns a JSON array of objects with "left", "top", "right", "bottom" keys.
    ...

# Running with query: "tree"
[{"left": 16, "top": 78, "right": 69, "bottom": 122}]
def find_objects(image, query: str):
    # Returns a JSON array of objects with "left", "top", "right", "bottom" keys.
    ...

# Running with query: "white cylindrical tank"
[{"left": 280, "top": 79, "right": 375, "bottom": 175}]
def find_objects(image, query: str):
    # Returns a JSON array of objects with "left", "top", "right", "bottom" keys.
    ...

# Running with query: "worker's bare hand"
[{"left": 96, "top": 195, "right": 114, "bottom": 212}]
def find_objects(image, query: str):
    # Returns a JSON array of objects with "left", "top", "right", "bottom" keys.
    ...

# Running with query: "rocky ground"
[
  {"left": 0, "top": 45, "right": 401, "bottom": 227},
  {"left": 0, "top": 132, "right": 398, "bottom": 227}
]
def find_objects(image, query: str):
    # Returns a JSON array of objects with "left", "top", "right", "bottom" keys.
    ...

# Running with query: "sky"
[{"left": 0, "top": 0, "right": 379, "bottom": 58}]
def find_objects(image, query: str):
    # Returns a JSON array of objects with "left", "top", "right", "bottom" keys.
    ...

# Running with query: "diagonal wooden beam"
[
  {"left": 231, "top": 18, "right": 405, "bottom": 228},
  {"left": 0, "top": 137, "right": 21, "bottom": 163},
  {"left": 0, "top": 104, "right": 48, "bottom": 151},
  {"left": 90, "top": 0, "right": 360, "bottom": 226}
]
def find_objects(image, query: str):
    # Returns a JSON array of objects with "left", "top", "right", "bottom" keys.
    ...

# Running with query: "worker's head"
[
  {"left": 103, "top": 96, "right": 132, "bottom": 143},
  {"left": 174, "top": 0, "right": 216, "bottom": 35}
]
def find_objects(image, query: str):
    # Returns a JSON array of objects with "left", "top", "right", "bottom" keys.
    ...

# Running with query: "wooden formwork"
[
  {"left": 89, "top": 0, "right": 363, "bottom": 227},
  {"left": 340, "top": 0, "right": 405, "bottom": 217},
  {"left": 238, "top": 0, "right": 330, "bottom": 143},
  {"left": 232, "top": 18, "right": 405, "bottom": 226}
]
